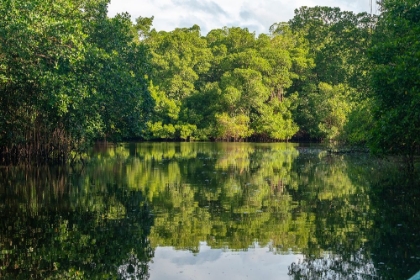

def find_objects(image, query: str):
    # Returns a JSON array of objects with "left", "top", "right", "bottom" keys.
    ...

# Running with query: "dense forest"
[{"left": 1, "top": 0, "right": 419, "bottom": 164}]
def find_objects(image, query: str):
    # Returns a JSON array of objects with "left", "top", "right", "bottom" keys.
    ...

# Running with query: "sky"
[
  {"left": 148, "top": 242, "right": 303, "bottom": 280},
  {"left": 108, "top": 0, "right": 379, "bottom": 35}
]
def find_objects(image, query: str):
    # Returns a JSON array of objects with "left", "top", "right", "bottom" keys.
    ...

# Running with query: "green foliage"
[
  {"left": 2, "top": 0, "right": 419, "bottom": 160},
  {"left": 342, "top": 99, "right": 374, "bottom": 144},
  {"left": 135, "top": 16, "right": 154, "bottom": 40},
  {"left": 214, "top": 113, "right": 253, "bottom": 140},
  {"left": 289, "top": 6, "right": 375, "bottom": 89},
  {"left": 142, "top": 24, "right": 211, "bottom": 140},
  {"left": 312, "top": 83, "right": 353, "bottom": 140},
  {"left": 146, "top": 121, "right": 176, "bottom": 140},
  {"left": 140, "top": 25, "right": 300, "bottom": 141},
  {"left": 288, "top": 7, "right": 376, "bottom": 140},
  {"left": 369, "top": 0, "right": 420, "bottom": 160},
  {"left": 82, "top": 11, "right": 152, "bottom": 141},
  {"left": 175, "top": 123, "right": 197, "bottom": 140},
  {"left": 253, "top": 97, "right": 299, "bottom": 140},
  {"left": 0, "top": 0, "right": 152, "bottom": 163}
]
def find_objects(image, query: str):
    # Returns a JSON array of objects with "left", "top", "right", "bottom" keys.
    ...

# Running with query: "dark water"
[{"left": 0, "top": 142, "right": 419, "bottom": 279}]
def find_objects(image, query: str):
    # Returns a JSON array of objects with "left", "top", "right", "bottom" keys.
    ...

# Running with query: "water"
[{"left": 0, "top": 142, "right": 419, "bottom": 279}]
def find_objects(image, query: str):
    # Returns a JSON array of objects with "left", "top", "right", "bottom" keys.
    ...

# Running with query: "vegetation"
[
  {"left": 1, "top": 0, "right": 419, "bottom": 163},
  {"left": 369, "top": 0, "right": 420, "bottom": 166},
  {"left": 0, "top": 0, "right": 152, "bottom": 164}
]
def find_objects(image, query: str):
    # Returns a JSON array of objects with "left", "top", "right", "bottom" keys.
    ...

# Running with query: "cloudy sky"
[{"left": 108, "top": 0, "right": 378, "bottom": 35}]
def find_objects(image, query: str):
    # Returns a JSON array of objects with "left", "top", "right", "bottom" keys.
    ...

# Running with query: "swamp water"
[{"left": 0, "top": 142, "right": 419, "bottom": 279}]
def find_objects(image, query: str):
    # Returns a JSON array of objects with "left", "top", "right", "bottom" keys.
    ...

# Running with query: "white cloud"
[
  {"left": 108, "top": 0, "right": 376, "bottom": 35},
  {"left": 149, "top": 242, "right": 303, "bottom": 280}
]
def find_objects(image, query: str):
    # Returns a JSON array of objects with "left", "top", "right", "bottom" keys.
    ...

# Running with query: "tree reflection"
[
  {"left": 288, "top": 249, "right": 377, "bottom": 279},
  {"left": 0, "top": 165, "right": 153, "bottom": 279},
  {"left": 1, "top": 142, "right": 416, "bottom": 279},
  {"left": 287, "top": 153, "right": 420, "bottom": 280},
  {"left": 367, "top": 168, "right": 420, "bottom": 279},
  {"left": 122, "top": 143, "right": 308, "bottom": 252},
  {"left": 120, "top": 142, "right": 375, "bottom": 271}
]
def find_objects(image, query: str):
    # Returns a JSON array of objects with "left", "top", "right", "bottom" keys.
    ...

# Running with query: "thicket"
[
  {"left": 0, "top": 0, "right": 152, "bottom": 164},
  {"left": 139, "top": 7, "right": 377, "bottom": 143},
  {"left": 1, "top": 0, "right": 419, "bottom": 164}
]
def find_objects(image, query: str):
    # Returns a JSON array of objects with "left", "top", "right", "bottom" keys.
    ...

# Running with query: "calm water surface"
[{"left": 1, "top": 142, "right": 419, "bottom": 279}]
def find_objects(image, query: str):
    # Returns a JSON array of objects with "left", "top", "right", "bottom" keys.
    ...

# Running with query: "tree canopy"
[
  {"left": 0, "top": 0, "right": 152, "bottom": 164},
  {"left": 1, "top": 1, "right": 419, "bottom": 163},
  {"left": 369, "top": 0, "right": 420, "bottom": 165}
]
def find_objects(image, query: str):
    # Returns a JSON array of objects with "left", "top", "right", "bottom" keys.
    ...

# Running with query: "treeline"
[
  {"left": 0, "top": 0, "right": 152, "bottom": 164},
  {"left": 140, "top": 8, "right": 374, "bottom": 143},
  {"left": 1, "top": 0, "right": 419, "bottom": 164}
]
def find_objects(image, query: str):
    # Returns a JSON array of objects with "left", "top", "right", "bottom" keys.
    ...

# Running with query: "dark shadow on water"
[
  {"left": 0, "top": 165, "right": 154, "bottom": 280},
  {"left": 368, "top": 169, "right": 420, "bottom": 279},
  {"left": 288, "top": 160, "right": 420, "bottom": 280}
]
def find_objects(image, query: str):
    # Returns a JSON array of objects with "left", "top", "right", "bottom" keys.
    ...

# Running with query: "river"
[{"left": 0, "top": 142, "right": 419, "bottom": 279}]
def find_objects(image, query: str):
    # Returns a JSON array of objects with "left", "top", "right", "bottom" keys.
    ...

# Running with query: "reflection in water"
[
  {"left": 150, "top": 242, "right": 301, "bottom": 280},
  {"left": 288, "top": 250, "right": 377, "bottom": 279},
  {"left": 0, "top": 165, "right": 153, "bottom": 279},
  {"left": 367, "top": 170, "right": 420, "bottom": 279},
  {"left": 0, "top": 142, "right": 419, "bottom": 279}
]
